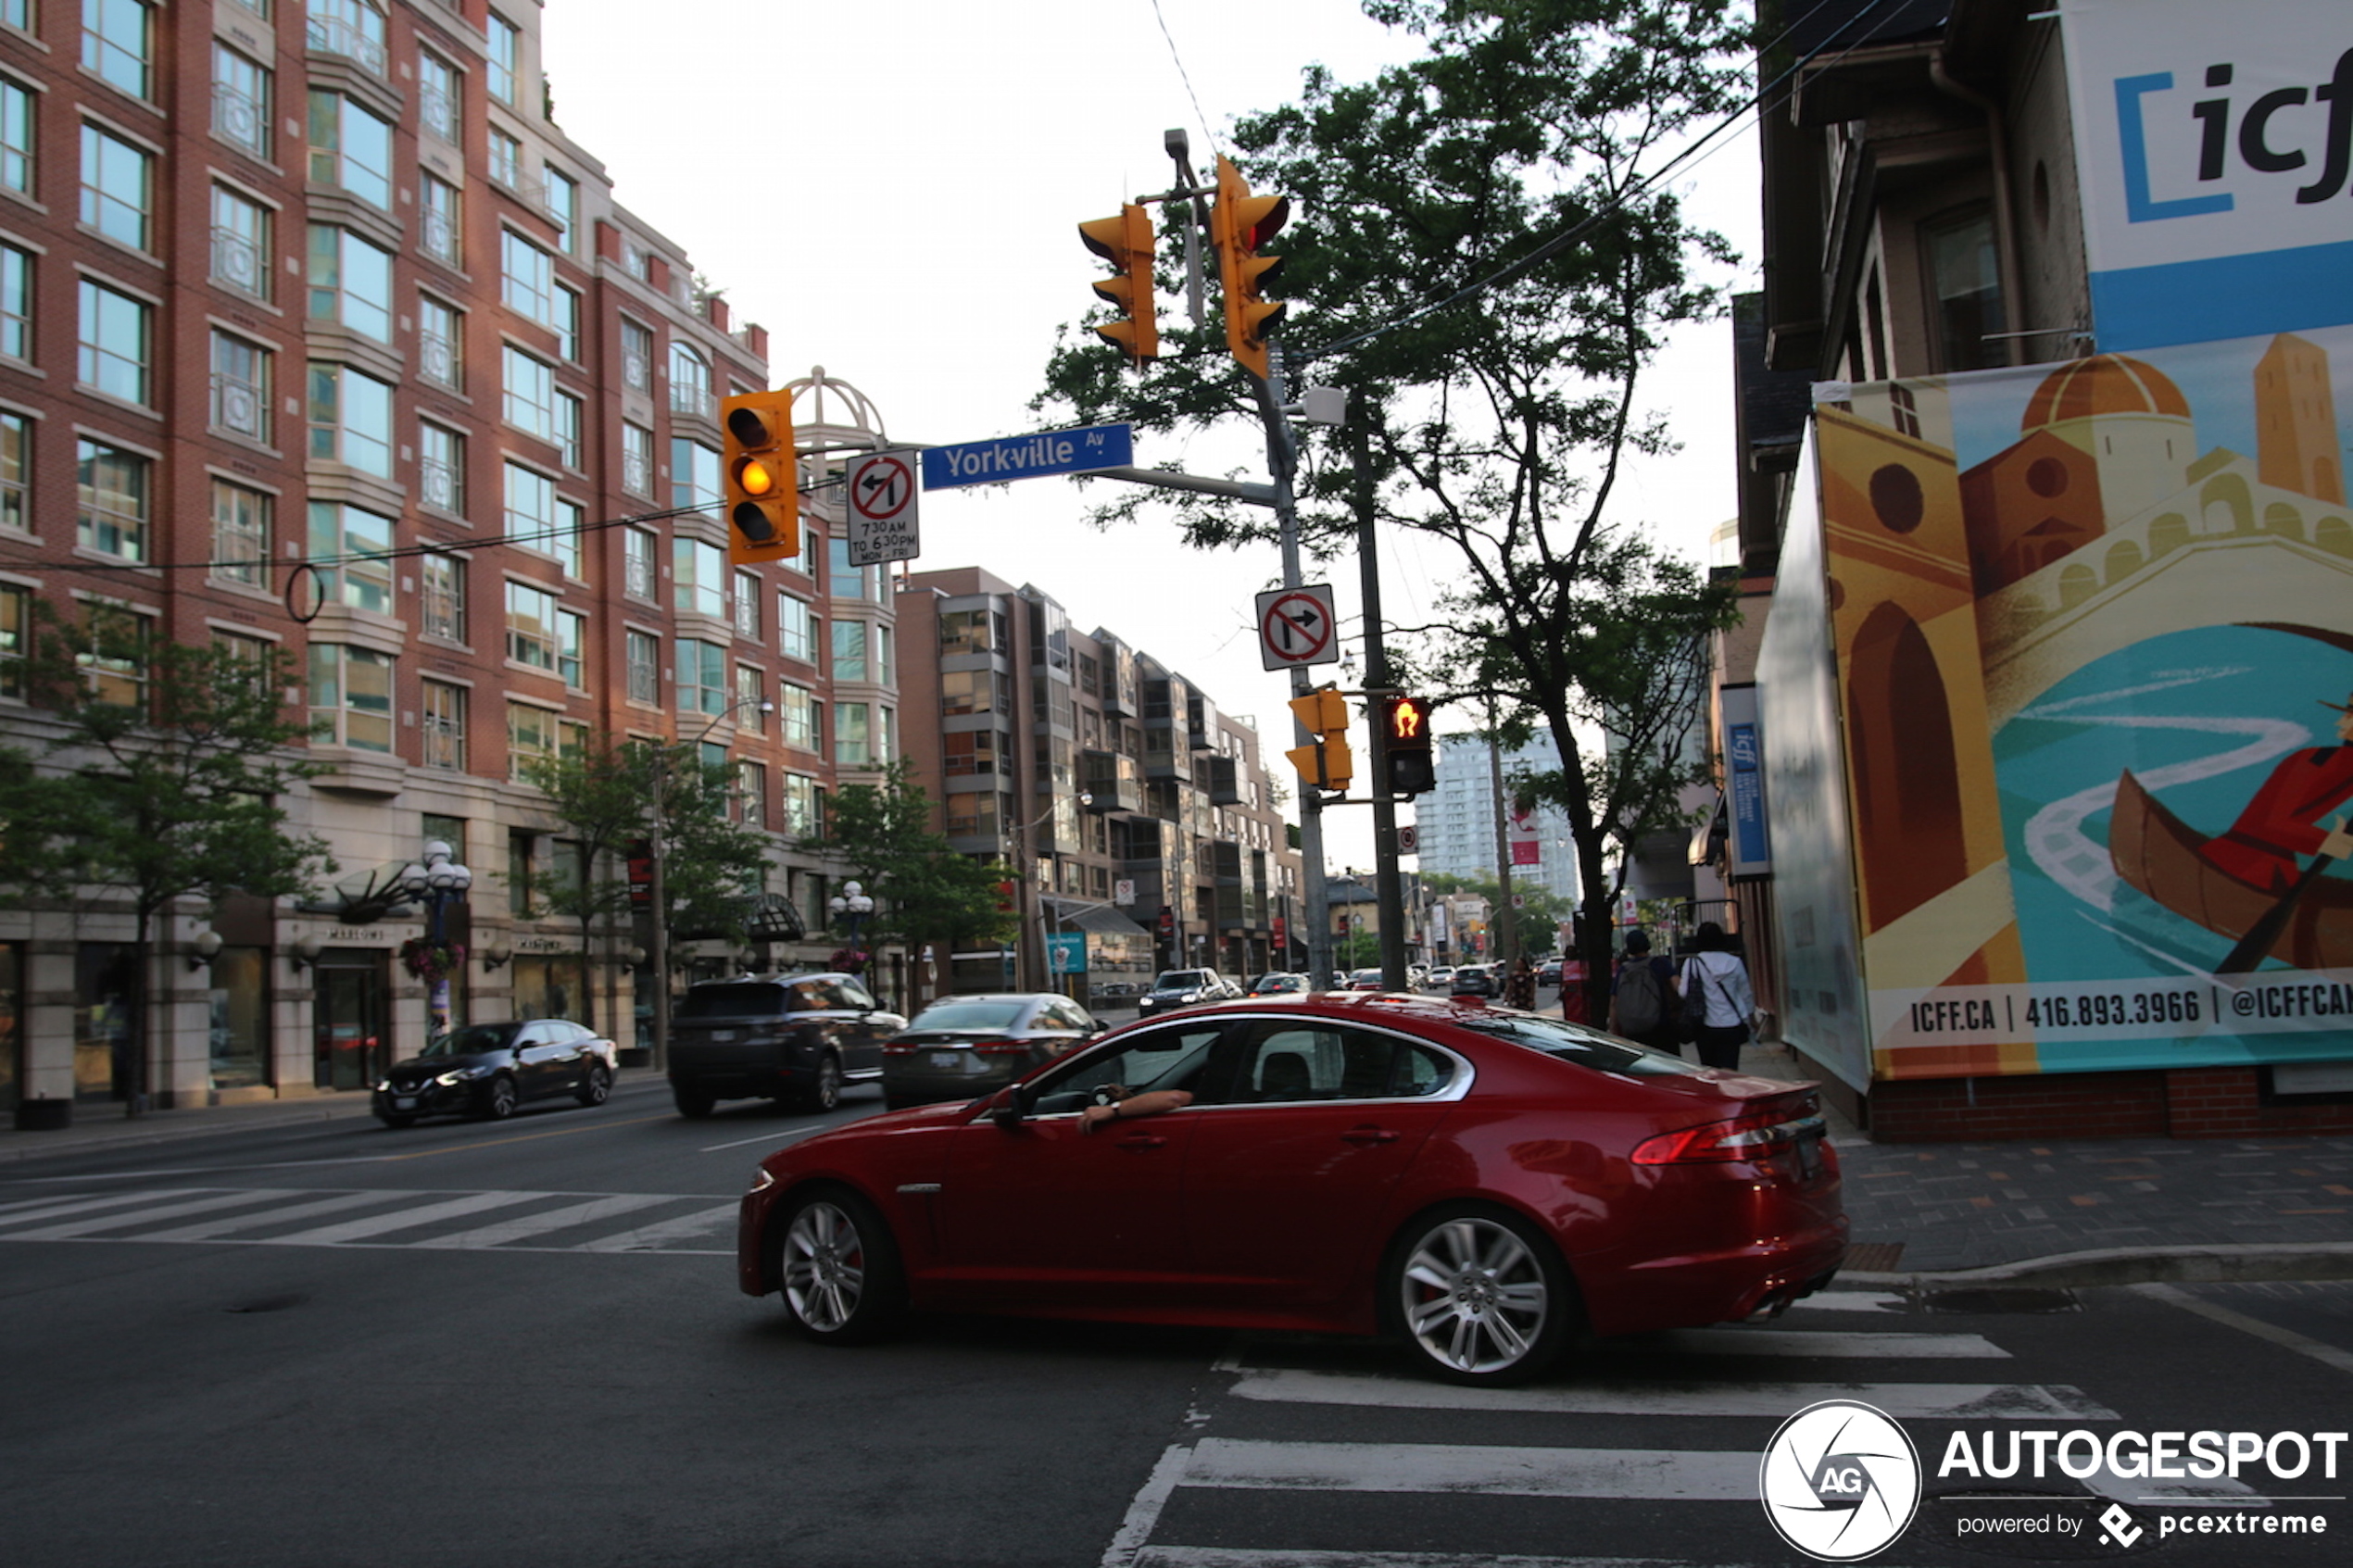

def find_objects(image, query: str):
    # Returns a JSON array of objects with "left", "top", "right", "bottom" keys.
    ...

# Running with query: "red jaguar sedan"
[{"left": 736, "top": 993, "right": 1845, "bottom": 1384}]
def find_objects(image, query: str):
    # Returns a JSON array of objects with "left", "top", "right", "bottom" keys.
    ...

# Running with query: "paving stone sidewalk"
[{"left": 1743, "top": 1039, "right": 2353, "bottom": 1273}]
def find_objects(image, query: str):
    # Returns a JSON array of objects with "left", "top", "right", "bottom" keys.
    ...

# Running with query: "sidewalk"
[{"left": 1741, "top": 1037, "right": 2353, "bottom": 1286}]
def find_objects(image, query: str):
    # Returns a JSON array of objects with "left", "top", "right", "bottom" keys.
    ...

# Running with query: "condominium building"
[
  {"left": 0, "top": 1, "right": 879, "bottom": 1115},
  {"left": 1416, "top": 733, "right": 1579, "bottom": 901},
  {"left": 897, "top": 567, "right": 1302, "bottom": 1002}
]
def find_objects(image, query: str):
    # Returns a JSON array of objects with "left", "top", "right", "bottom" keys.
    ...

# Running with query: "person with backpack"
[
  {"left": 1677, "top": 922, "right": 1757, "bottom": 1071},
  {"left": 1607, "top": 930, "right": 1680, "bottom": 1052}
]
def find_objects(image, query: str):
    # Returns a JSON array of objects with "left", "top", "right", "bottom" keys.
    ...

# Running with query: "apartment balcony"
[{"left": 1082, "top": 750, "right": 1142, "bottom": 814}]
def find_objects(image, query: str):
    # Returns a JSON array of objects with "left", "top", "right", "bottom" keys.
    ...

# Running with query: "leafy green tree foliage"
[
  {"left": 0, "top": 606, "right": 332, "bottom": 1112},
  {"left": 1037, "top": 1, "right": 1747, "bottom": 1020},
  {"left": 810, "top": 761, "right": 1013, "bottom": 963}
]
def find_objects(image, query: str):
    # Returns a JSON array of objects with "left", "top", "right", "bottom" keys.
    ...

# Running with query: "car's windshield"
[
  {"left": 908, "top": 999, "right": 1027, "bottom": 1031},
  {"left": 422, "top": 1022, "right": 520, "bottom": 1057},
  {"left": 1350, "top": 970, "right": 1383, "bottom": 984},
  {"left": 1449, "top": 1012, "right": 1706, "bottom": 1076},
  {"left": 1151, "top": 972, "right": 1206, "bottom": 992},
  {"left": 676, "top": 984, "right": 793, "bottom": 1019},
  {"left": 1253, "top": 975, "right": 1302, "bottom": 992}
]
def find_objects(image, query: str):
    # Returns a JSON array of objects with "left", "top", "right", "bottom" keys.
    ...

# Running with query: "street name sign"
[
  {"left": 920, "top": 423, "right": 1133, "bottom": 491},
  {"left": 1255, "top": 584, "right": 1340, "bottom": 670},
  {"left": 845, "top": 450, "right": 921, "bottom": 566}
]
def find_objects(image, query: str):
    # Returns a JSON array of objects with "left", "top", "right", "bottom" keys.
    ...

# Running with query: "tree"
[
  {"left": 809, "top": 761, "right": 1013, "bottom": 975},
  {"left": 1423, "top": 871, "right": 1574, "bottom": 959},
  {"left": 1037, "top": 0, "right": 1747, "bottom": 1021},
  {"left": 0, "top": 607, "right": 333, "bottom": 1113},
  {"left": 519, "top": 734, "right": 657, "bottom": 1033}
]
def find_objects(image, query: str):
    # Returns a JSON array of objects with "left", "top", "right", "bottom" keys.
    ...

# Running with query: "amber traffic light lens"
[{"left": 736, "top": 458, "right": 777, "bottom": 497}]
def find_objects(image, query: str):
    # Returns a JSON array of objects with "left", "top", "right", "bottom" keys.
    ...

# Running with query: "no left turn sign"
[
  {"left": 846, "top": 451, "right": 921, "bottom": 566},
  {"left": 1255, "top": 584, "right": 1340, "bottom": 671}
]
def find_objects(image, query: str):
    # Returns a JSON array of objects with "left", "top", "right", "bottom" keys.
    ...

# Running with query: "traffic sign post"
[
  {"left": 1255, "top": 584, "right": 1339, "bottom": 671},
  {"left": 845, "top": 450, "right": 921, "bottom": 567}
]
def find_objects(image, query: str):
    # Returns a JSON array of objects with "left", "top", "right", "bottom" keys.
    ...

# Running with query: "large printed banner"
[
  {"left": 1813, "top": 327, "right": 2353, "bottom": 1080},
  {"left": 2062, "top": 0, "right": 2353, "bottom": 351}
]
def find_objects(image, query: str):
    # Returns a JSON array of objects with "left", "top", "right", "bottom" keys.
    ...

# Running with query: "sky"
[{"left": 539, "top": 0, "right": 1764, "bottom": 872}]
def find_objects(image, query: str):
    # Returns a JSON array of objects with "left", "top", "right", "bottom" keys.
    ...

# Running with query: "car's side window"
[
  {"left": 786, "top": 979, "right": 831, "bottom": 1011},
  {"left": 1026, "top": 1024, "right": 1224, "bottom": 1116},
  {"left": 837, "top": 978, "right": 879, "bottom": 1010},
  {"left": 1224, "top": 1022, "right": 1455, "bottom": 1105}
]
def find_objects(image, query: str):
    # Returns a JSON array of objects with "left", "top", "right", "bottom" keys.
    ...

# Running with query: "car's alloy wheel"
[
  {"left": 1387, "top": 1205, "right": 1574, "bottom": 1386},
  {"left": 799, "top": 1054, "right": 842, "bottom": 1113},
  {"left": 576, "top": 1064, "right": 611, "bottom": 1107},
  {"left": 776, "top": 1190, "right": 904, "bottom": 1344},
  {"left": 482, "top": 1076, "right": 519, "bottom": 1121}
]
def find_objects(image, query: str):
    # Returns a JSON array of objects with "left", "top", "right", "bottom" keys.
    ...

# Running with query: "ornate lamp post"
[
  {"left": 396, "top": 839, "right": 472, "bottom": 1044},
  {"left": 827, "top": 880, "right": 875, "bottom": 973}
]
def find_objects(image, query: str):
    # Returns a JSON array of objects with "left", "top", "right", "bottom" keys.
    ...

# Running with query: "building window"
[
  {"left": 211, "top": 43, "right": 271, "bottom": 158},
  {"left": 732, "top": 571, "right": 761, "bottom": 639},
  {"left": 554, "top": 285, "right": 581, "bottom": 362},
  {"left": 828, "top": 536, "right": 879, "bottom": 603},
  {"left": 76, "top": 438, "right": 147, "bottom": 561},
  {"left": 77, "top": 280, "right": 149, "bottom": 404},
  {"left": 551, "top": 497, "right": 583, "bottom": 580},
  {"left": 307, "top": 500, "right": 394, "bottom": 613},
  {"left": 555, "top": 390, "right": 582, "bottom": 470},
  {"left": 502, "top": 345, "right": 556, "bottom": 441},
  {"left": 307, "top": 225, "right": 392, "bottom": 342},
  {"left": 77, "top": 607, "right": 150, "bottom": 709},
  {"left": 623, "top": 526, "right": 656, "bottom": 600},
  {"left": 306, "top": 0, "right": 388, "bottom": 77},
  {"left": 780, "top": 683, "right": 814, "bottom": 750},
  {"left": 210, "top": 185, "right": 271, "bottom": 300},
  {"left": 420, "top": 550, "right": 465, "bottom": 640},
  {"left": 676, "top": 637, "right": 725, "bottom": 717},
  {"left": 308, "top": 362, "right": 393, "bottom": 475},
  {"left": 417, "top": 295, "right": 461, "bottom": 389},
  {"left": 507, "top": 703, "right": 575, "bottom": 781},
  {"left": 1926, "top": 208, "right": 2006, "bottom": 375},
  {"left": 419, "top": 422, "right": 464, "bottom": 515},
  {"left": 308, "top": 91, "right": 392, "bottom": 209},
  {"left": 784, "top": 774, "right": 821, "bottom": 837},
  {"left": 487, "top": 126, "right": 520, "bottom": 188},
  {"left": 420, "top": 173, "right": 461, "bottom": 266},
  {"left": 1, "top": 244, "right": 27, "bottom": 361},
  {"left": 673, "top": 536, "right": 724, "bottom": 618},
  {"left": 506, "top": 579, "right": 560, "bottom": 673},
  {"left": 941, "top": 668, "right": 997, "bottom": 716},
  {"left": 82, "top": 0, "right": 153, "bottom": 99},
  {"left": 80, "top": 123, "right": 152, "bottom": 250},
  {"left": 504, "top": 460, "right": 558, "bottom": 554},
  {"left": 625, "top": 628, "right": 658, "bottom": 703},
  {"left": 670, "top": 438, "right": 719, "bottom": 513},
  {"left": 836, "top": 703, "right": 871, "bottom": 768},
  {"left": 485, "top": 11, "right": 521, "bottom": 104},
  {"left": 418, "top": 50, "right": 460, "bottom": 142},
  {"left": 668, "top": 343, "right": 711, "bottom": 419},
  {"left": 735, "top": 663, "right": 764, "bottom": 732},
  {"left": 544, "top": 165, "right": 577, "bottom": 251},
  {"left": 308, "top": 644, "right": 393, "bottom": 751},
  {"left": 209, "top": 331, "right": 271, "bottom": 440},
  {"left": 501, "top": 229, "right": 555, "bottom": 327},
  {"left": 422, "top": 679, "right": 466, "bottom": 770},
  {"left": 833, "top": 620, "right": 868, "bottom": 683},
  {"left": 736, "top": 759, "right": 766, "bottom": 828},
  {"left": 873, "top": 623, "right": 894, "bottom": 687},
  {"left": 2, "top": 76, "right": 32, "bottom": 195},
  {"left": 0, "top": 411, "right": 26, "bottom": 533},
  {"left": 0, "top": 581, "right": 28, "bottom": 699},
  {"left": 620, "top": 319, "right": 652, "bottom": 391},
  {"left": 876, "top": 707, "right": 896, "bottom": 766},
  {"left": 778, "top": 594, "right": 814, "bottom": 663},
  {"left": 621, "top": 421, "right": 652, "bottom": 496}
]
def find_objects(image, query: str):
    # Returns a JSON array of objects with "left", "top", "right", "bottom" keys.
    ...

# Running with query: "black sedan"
[
  {"left": 372, "top": 1019, "right": 617, "bottom": 1127},
  {"left": 879, "top": 993, "right": 1100, "bottom": 1109}
]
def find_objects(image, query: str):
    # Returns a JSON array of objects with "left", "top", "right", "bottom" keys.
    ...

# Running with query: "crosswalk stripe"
[
  {"left": 1132, "top": 1551, "right": 1816, "bottom": 1568},
  {"left": 1646, "top": 1327, "right": 2007, "bottom": 1359},
  {"left": 0, "top": 1189, "right": 225, "bottom": 1227},
  {"left": 1183, "top": 1437, "right": 1755, "bottom": 1500},
  {"left": 1225, "top": 1367, "right": 2119, "bottom": 1421},
  {"left": 574, "top": 1202, "right": 742, "bottom": 1252},
  {"left": 256, "top": 1190, "right": 547, "bottom": 1245},
  {"left": 408, "top": 1193, "right": 675, "bottom": 1249},
  {"left": 1787, "top": 1293, "right": 1905, "bottom": 1313},
  {"left": 0, "top": 1188, "right": 297, "bottom": 1239},
  {"left": 142, "top": 1189, "right": 396, "bottom": 1241}
]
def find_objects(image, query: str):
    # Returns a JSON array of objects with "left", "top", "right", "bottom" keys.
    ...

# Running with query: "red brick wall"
[{"left": 1863, "top": 1066, "right": 2353, "bottom": 1142}]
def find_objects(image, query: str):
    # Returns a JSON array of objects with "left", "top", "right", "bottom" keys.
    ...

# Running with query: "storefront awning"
[{"left": 1042, "top": 897, "right": 1150, "bottom": 937}]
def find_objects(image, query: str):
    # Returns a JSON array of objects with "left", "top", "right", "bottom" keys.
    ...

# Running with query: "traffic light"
[
  {"left": 1211, "top": 155, "right": 1288, "bottom": 378},
  {"left": 721, "top": 389, "right": 798, "bottom": 567},
  {"left": 1077, "top": 203, "right": 1159, "bottom": 366},
  {"left": 1285, "top": 685, "right": 1353, "bottom": 793},
  {"left": 1382, "top": 695, "right": 1436, "bottom": 796}
]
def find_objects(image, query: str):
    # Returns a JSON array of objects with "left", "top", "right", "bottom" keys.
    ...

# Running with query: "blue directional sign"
[{"left": 921, "top": 423, "right": 1132, "bottom": 491}]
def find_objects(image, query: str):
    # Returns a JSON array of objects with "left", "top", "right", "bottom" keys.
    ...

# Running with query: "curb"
[{"left": 1838, "top": 1241, "right": 2353, "bottom": 1292}]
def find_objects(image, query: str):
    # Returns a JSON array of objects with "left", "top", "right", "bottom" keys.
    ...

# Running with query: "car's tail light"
[
  {"left": 1632, "top": 1099, "right": 1824, "bottom": 1164},
  {"left": 882, "top": 1043, "right": 919, "bottom": 1055},
  {"left": 972, "top": 1038, "right": 1030, "bottom": 1056}
]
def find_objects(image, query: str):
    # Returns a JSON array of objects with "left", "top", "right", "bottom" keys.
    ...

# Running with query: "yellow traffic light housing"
[
  {"left": 721, "top": 389, "right": 799, "bottom": 567},
  {"left": 1285, "top": 685, "right": 1353, "bottom": 793},
  {"left": 1212, "top": 155, "right": 1289, "bottom": 379},
  {"left": 1078, "top": 203, "right": 1159, "bottom": 367}
]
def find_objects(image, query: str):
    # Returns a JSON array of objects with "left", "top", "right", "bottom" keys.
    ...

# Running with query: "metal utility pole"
[
  {"left": 1350, "top": 394, "right": 1409, "bottom": 991},
  {"left": 1486, "top": 709, "right": 1519, "bottom": 972},
  {"left": 1256, "top": 348, "right": 1332, "bottom": 987}
]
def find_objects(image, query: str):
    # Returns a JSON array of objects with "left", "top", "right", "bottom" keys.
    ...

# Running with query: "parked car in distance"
[
  {"left": 880, "top": 993, "right": 1100, "bottom": 1110},
  {"left": 1427, "top": 966, "right": 1456, "bottom": 988},
  {"left": 1136, "top": 969, "right": 1239, "bottom": 1018},
  {"left": 373, "top": 1019, "right": 616, "bottom": 1127},
  {"left": 1536, "top": 960, "right": 1564, "bottom": 988},
  {"left": 1249, "top": 972, "right": 1311, "bottom": 996},
  {"left": 736, "top": 992, "right": 1844, "bottom": 1386},
  {"left": 1450, "top": 964, "right": 1496, "bottom": 997},
  {"left": 667, "top": 972, "right": 905, "bottom": 1117},
  {"left": 1347, "top": 968, "right": 1388, "bottom": 992}
]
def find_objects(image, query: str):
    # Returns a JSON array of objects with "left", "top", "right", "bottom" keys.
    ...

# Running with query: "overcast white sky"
[{"left": 539, "top": 0, "right": 1763, "bottom": 872}]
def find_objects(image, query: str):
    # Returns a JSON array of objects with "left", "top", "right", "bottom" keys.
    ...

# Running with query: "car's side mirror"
[{"left": 988, "top": 1085, "right": 1029, "bottom": 1129}]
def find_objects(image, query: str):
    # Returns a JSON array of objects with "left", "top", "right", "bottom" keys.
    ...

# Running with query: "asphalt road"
[{"left": 2, "top": 1078, "right": 2348, "bottom": 1568}]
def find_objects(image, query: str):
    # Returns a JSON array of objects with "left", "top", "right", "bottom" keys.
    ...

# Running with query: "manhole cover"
[{"left": 1922, "top": 1287, "right": 2081, "bottom": 1314}]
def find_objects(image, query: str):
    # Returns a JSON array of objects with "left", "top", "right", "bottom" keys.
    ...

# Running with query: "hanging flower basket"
[
  {"left": 399, "top": 935, "right": 467, "bottom": 984},
  {"left": 829, "top": 946, "right": 870, "bottom": 975}
]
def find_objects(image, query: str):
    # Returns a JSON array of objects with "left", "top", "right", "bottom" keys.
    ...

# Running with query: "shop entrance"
[{"left": 312, "top": 953, "right": 386, "bottom": 1091}]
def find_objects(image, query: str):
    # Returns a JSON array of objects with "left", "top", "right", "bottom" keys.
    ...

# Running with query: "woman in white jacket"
[{"left": 1676, "top": 922, "right": 1755, "bottom": 1072}]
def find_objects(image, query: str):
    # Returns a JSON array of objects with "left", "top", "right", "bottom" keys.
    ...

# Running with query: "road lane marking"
[
  {"left": 1644, "top": 1327, "right": 2007, "bottom": 1359},
  {"left": 1135, "top": 1552, "right": 1768, "bottom": 1568},
  {"left": 1101, "top": 1443, "right": 1196, "bottom": 1568},
  {"left": 1224, "top": 1366, "right": 2118, "bottom": 1421},
  {"left": 1181, "top": 1437, "right": 1756, "bottom": 1499},
  {"left": 408, "top": 1193, "right": 674, "bottom": 1249},
  {"left": 257, "top": 1189, "right": 545, "bottom": 1244},
  {"left": 0, "top": 1188, "right": 297, "bottom": 1239},
  {"left": 698, "top": 1122, "right": 834, "bottom": 1153},
  {"left": 2135, "top": 1281, "right": 2353, "bottom": 1379},
  {"left": 574, "top": 1202, "right": 741, "bottom": 1252},
  {"left": 0, "top": 1188, "right": 211, "bottom": 1225},
  {"left": 142, "top": 1188, "right": 396, "bottom": 1240}
]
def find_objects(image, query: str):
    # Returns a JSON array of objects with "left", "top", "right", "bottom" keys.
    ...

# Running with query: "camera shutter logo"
[{"left": 1759, "top": 1399, "right": 1922, "bottom": 1561}]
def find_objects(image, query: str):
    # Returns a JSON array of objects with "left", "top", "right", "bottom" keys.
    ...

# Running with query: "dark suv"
[
  {"left": 1135, "top": 968, "right": 1239, "bottom": 1018},
  {"left": 667, "top": 972, "right": 905, "bottom": 1117}
]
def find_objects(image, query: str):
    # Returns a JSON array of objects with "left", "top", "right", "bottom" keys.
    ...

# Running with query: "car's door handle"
[
  {"left": 1341, "top": 1126, "right": 1400, "bottom": 1145},
  {"left": 1114, "top": 1135, "right": 1168, "bottom": 1150}
]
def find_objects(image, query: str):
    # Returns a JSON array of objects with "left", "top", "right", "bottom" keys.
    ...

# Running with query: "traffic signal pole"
[
  {"left": 1256, "top": 348, "right": 1333, "bottom": 988},
  {"left": 1350, "top": 393, "right": 1410, "bottom": 992}
]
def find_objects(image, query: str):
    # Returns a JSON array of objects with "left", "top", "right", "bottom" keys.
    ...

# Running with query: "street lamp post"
[
  {"left": 827, "top": 879, "right": 875, "bottom": 970},
  {"left": 646, "top": 696, "right": 773, "bottom": 1073},
  {"left": 396, "top": 839, "right": 473, "bottom": 1045}
]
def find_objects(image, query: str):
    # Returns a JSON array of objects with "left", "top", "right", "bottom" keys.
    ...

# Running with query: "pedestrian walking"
[
  {"left": 1607, "top": 930, "right": 1680, "bottom": 1052},
  {"left": 1676, "top": 922, "right": 1756, "bottom": 1071},
  {"left": 1504, "top": 955, "right": 1537, "bottom": 1010}
]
